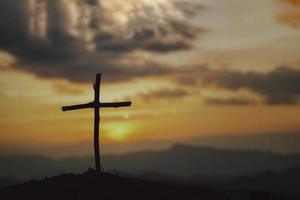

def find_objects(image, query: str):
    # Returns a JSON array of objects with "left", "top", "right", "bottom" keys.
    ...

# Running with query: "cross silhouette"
[{"left": 62, "top": 73, "right": 131, "bottom": 173}]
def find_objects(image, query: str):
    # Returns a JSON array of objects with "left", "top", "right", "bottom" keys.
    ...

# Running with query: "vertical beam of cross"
[
  {"left": 94, "top": 73, "right": 101, "bottom": 172},
  {"left": 62, "top": 73, "right": 131, "bottom": 173}
]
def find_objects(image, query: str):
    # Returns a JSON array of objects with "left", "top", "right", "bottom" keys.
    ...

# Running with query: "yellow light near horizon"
[{"left": 105, "top": 123, "right": 132, "bottom": 141}]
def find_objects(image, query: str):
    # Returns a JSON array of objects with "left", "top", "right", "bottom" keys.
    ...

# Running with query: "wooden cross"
[{"left": 62, "top": 73, "right": 131, "bottom": 173}]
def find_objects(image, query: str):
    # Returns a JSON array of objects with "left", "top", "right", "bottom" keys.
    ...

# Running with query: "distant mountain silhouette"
[
  {"left": 104, "top": 144, "right": 300, "bottom": 178},
  {"left": 0, "top": 169, "right": 297, "bottom": 200},
  {"left": 1, "top": 144, "right": 300, "bottom": 183}
]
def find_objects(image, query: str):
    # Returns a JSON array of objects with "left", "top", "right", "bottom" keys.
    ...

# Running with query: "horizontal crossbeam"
[
  {"left": 62, "top": 101, "right": 131, "bottom": 111},
  {"left": 100, "top": 101, "right": 131, "bottom": 108},
  {"left": 62, "top": 102, "right": 94, "bottom": 111}
]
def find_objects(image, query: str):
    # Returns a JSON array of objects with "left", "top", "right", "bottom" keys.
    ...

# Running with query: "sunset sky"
[{"left": 0, "top": 0, "right": 300, "bottom": 157}]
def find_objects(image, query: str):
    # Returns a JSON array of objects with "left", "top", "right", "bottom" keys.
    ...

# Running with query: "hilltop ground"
[{"left": 0, "top": 168, "right": 297, "bottom": 200}]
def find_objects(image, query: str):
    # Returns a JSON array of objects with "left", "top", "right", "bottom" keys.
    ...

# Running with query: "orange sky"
[{"left": 0, "top": 0, "right": 300, "bottom": 157}]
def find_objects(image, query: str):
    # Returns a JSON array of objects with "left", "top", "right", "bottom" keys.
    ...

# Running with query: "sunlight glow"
[{"left": 105, "top": 123, "right": 132, "bottom": 141}]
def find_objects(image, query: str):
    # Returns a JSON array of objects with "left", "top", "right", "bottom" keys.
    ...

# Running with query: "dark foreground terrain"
[{"left": 0, "top": 169, "right": 298, "bottom": 200}]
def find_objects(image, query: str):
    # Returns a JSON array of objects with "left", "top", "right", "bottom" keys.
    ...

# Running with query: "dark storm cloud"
[
  {"left": 0, "top": 0, "right": 30, "bottom": 49},
  {"left": 138, "top": 88, "right": 190, "bottom": 101},
  {"left": 0, "top": 0, "right": 203, "bottom": 83},
  {"left": 178, "top": 66, "right": 300, "bottom": 105},
  {"left": 0, "top": 0, "right": 84, "bottom": 63},
  {"left": 207, "top": 66, "right": 300, "bottom": 105},
  {"left": 206, "top": 98, "right": 256, "bottom": 106},
  {"left": 94, "top": 21, "right": 202, "bottom": 53},
  {"left": 20, "top": 54, "right": 172, "bottom": 83}
]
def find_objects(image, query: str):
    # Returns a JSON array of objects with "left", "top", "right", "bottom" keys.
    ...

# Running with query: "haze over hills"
[
  {"left": 104, "top": 144, "right": 300, "bottom": 177},
  {"left": 1, "top": 144, "right": 300, "bottom": 181}
]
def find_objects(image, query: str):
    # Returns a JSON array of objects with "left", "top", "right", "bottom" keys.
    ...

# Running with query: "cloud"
[
  {"left": 280, "top": 0, "right": 300, "bottom": 6},
  {"left": 94, "top": 21, "right": 201, "bottom": 53},
  {"left": 138, "top": 88, "right": 190, "bottom": 101},
  {"left": 205, "top": 98, "right": 256, "bottom": 106},
  {"left": 278, "top": 10, "right": 300, "bottom": 28},
  {"left": 194, "top": 66, "right": 300, "bottom": 105},
  {"left": 93, "top": 0, "right": 203, "bottom": 54},
  {"left": 19, "top": 54, "right": 172, "bottom": 83},
  {"left": 171, "top": 65, "right": 300, "bottom": 105},
  {"left": 173, "top": 0, "right": 204, "bottom": 17},
  {"left": 277, "top": 0, "right": 300, "bottom": 28},
  {"left": 0, "top": 51, "right": 16, "bottom": 70},
  {"left": 52, "top": 82, "right": 85, "bottom": 95},
  {"left": 0, "top": 0, "right": 202, "bottom": 83},
  {"left": 0, "top": 0, "right": 85, "bottom": 63}
]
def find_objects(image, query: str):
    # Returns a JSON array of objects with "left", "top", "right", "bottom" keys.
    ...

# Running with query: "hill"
[
  {"left": 0, "top": 169, "right": 297, "bottom": 200},
  {"left": 229, "top": 166, "right": 300, "bottom": 197}
]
